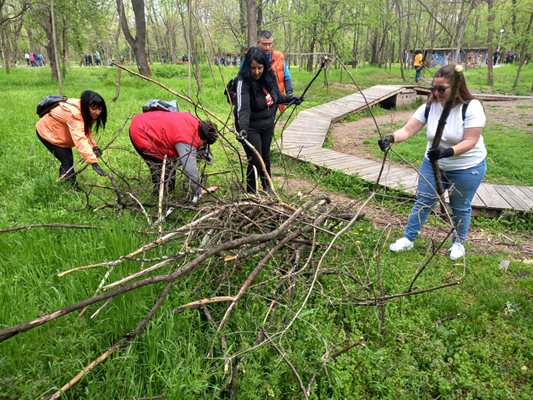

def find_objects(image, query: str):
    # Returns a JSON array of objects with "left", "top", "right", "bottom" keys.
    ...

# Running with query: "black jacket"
[{"left": 234, "top": 78, "right": 292, "bottom": 132}]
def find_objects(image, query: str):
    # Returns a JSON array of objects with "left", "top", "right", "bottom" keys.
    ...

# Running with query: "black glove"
[
  {"left": 198, "top": 146, "right": 214, "bottom": 164},
  {"left": 92, "top": 146, "right": 103, "bottom": 158},
  {"left": 237, "top": 130, "right": 247, "bottom": 142},
  {"left": 378, "top": 135, "right": 394, "bottom": 152},
  {"left": 427, "top": 147, "right": 454, "bottom": 161},
  {"left": 291, "top": 96, "right": 304, "bottom": 105},
  {"left": 92, "top": 163, "right": 107, "bottom": 177}
]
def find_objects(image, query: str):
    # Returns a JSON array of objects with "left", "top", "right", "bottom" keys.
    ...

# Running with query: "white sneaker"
[
  {"left": 449, "top": 242, "right": 465, "bottom": 261},
  {"left": 390, "top": 237, "right": 414, "bottom": 252}
]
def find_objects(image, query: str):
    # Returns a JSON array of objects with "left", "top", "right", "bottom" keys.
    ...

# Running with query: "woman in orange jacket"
[{"left": 36, "top": 90, "right": 108, "bottom": 185}]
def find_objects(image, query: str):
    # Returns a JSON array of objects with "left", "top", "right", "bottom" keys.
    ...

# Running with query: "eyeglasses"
[{"left": 429, "top": 86, "right": 450, "bottom": 94}]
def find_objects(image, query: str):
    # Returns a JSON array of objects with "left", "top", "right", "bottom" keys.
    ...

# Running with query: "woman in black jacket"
[{"left": 234, "top": 47, "right": 302, "bottom": 193}]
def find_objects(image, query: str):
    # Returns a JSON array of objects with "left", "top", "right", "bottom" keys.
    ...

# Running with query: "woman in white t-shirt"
[{"left": 378, "top": 65, "right": 487, "bottom": 260}]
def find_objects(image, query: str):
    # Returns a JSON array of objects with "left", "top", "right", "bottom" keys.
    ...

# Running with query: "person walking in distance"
[{"left": 413, "top": 50, "right": 424, "bottom": 83}]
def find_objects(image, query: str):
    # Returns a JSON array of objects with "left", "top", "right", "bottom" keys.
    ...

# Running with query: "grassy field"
[{"left": 0, "top": 64, "right": 531, "bottom": 399}]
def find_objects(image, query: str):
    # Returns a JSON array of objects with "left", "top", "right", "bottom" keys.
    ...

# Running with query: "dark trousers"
[
  {"left": 130, "top": 138, "right": 179, "bottom": 193},
  {"left": 37, "top": 131, "right": 76, "bottom": 184},
  {"left": 241, "top": 120, "right": 274, "bottom": 193}
]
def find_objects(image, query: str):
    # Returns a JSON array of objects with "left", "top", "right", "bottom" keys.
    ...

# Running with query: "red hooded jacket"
[{"left": 129, "top": 111, "right": 202, "bottom": 160}]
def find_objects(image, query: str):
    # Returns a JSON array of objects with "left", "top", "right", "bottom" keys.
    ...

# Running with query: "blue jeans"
[
  {"left": 415, "top": 67, "right": 423, "bottom": 82},
  {"left": 404, "top": 158, "right": 486, "bottom": 244}
]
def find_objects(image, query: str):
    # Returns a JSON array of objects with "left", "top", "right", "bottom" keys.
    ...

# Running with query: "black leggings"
[
  {"left": 241, "top": 120, "right": 275, "bottom": 193},
  {"left": 37, "top": 131, "right": 76, "bottom": 184}
]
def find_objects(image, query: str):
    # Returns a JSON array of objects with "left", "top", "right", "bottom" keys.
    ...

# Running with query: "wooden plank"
[
  {"left": 493, "top": 185, "right": 530, "bottom": 211},
  {"left": 339, "top": 159, "right": 382, "bottom": 172},
  {"left": 471, "top": 192, "right": 486, "bottom": 208},
  {"left": 353, "top": 165, "right": 385, "bottom": 179},
  {"left": 506, "top": 185, "right": 533, "bottom": 210},
  {"left": 475, "top": 184, "right": 512, "bottom": 210},
  {"left": 515, "top": 185, "right": 533, "bottom": 200}
]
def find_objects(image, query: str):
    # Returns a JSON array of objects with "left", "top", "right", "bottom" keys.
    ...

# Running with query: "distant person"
[
  {"left": 129, "top": 111, "right": 218, "bottom": 202},
  {"left": 233, "top": 47, "right": 303, "bottom": 194},
  {"left": 493, "top": 51, "right": 500, "bottom": 65},
  {"left": 257, "top": 30, "right": 293, "bottom": 101},
  {"left": 29, "top": 53, "right": 36, "bottom": 66},
  {"left": 36, "top": 90, "right": 108, "bottom": 186},
  {"left": 413, "top": 50, "right": 424, "bottom": 82},
  {"left": 378, "top": 65, "right": 487, "bottom": 261},
  {"left": 24, "top": 53, "right": 30, "bottom": 66},
  {"left": 95, "top": 51, "right": 101, "bottom": 66}
]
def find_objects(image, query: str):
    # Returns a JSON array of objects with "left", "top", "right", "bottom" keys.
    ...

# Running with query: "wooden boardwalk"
[{"left": 279, "top": 85, "right": 533, "bottom": 213}]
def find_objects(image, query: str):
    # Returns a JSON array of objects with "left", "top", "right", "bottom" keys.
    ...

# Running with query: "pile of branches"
[{"left": 0, "top": 193, "right": 463, "bottom": 399}]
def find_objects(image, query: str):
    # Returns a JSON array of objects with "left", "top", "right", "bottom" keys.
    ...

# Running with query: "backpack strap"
[
  {"left": 461, "top": 101, "right": 470, "bottom": 121},
  {"left": 424, "top": 103, "right": 430, "bottom": 121},
  {"left": 424, "top": 101, "right": 470, "bottom": 122}
]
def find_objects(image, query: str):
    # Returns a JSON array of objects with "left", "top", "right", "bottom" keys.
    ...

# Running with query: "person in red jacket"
[
  {"left": 129, "top": 111, "right": 218, "bottom": 201},
  {"left": 36, "top": 90, "right": 108, "bottom": 185}
]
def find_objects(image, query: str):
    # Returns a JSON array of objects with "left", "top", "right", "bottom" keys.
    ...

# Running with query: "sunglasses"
[{"left": 429, "top": 86, "right": 450, "bottom": 94}]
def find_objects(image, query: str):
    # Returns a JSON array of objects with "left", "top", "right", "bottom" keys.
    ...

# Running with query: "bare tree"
[
  {"left": 486, "top": 0, "right": 495, "bottom": 86},
  {"left": 116, "top": 0, "right": 151, "bottom": 77},
  {"left": 247, "top": 0, "right": 257, "bottom": 46}
]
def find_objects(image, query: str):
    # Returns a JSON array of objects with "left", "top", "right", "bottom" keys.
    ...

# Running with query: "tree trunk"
[
  {"left": 486, "top": 0, "right": 494, "bottom": 86},
  {"left": 306, "top": 38, "right": 315, "bottom": 72},
  {"left": 116, "top": 0, "right": 151, "bottom": 77},
  {"left": 247, "top": 0, "right": 257, "bottom": 47},
  {"left": 513, "top": 11, "right": 533, "bottom": 91},
  {"left": 0, "top": 28, "right": 10, "bottom": 74},
  {"left": 50, "top": 0, "right": 62, "bottom": 93}
]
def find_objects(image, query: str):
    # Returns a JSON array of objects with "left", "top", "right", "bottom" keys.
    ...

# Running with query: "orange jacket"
[
  {"left": 36, "top": 99, "right": 98, "bottom": 164},
  {"left": 270, "top": 50, "right": 285, "bottom": 94}
]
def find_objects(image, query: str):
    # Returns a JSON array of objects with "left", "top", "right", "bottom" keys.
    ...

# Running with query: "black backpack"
[
  {"left": 36, "top": 95, "right": 67, "bottom": 117},
  {"left": 142, "top": 99, "right": 178, "bottom": 113},
  {"left": 424, "top": 101, "right": 470, "bottom": 121},
  {"left": 224, "top": 77, "right": 238, "bottom": 104}
]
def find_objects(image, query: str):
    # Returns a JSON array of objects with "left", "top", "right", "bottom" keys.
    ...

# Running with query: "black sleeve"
[
  {"left": 235, "top": 79, "right": 251, "bottom": 133},
  {"left": 273, "top": 84, "right": 292, "bottom": 104}
]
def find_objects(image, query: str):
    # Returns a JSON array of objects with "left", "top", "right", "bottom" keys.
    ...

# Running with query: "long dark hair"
[
  {"left": 80, "top": 90, "right": 107, "bottom": 134},
  {"left": 238, "top": 46, "right": 278, "bottom": 93},
  {"left": 428, "top": 64, "right": 474, "bottom": 106}
]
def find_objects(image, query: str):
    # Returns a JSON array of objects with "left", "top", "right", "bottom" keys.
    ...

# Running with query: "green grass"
[{"left": 0, "top": 64, "right": 531, "bottom": 399}]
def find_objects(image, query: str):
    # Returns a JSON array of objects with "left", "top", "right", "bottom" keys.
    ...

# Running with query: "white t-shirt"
[{"left": 412, "top": 99, "right": 487, "bottom": 171}]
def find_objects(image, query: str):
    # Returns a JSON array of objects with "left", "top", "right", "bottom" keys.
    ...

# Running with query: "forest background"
[{"left": 1, "top": 0, "right": 533, "bottom": 90}]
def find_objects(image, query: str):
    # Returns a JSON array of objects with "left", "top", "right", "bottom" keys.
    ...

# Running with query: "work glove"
[
  {"left": 427, "top": 147, "right": 454, "bottom": 161},
  {"left": 236, "top": 130, "right": 247, "bottom": 142},
  {"left": 92, "top": 163, "right": 107, "bottom": 177},
  {"left": 291, "top": 96, "right": 304, "bottom": 105},
  {"left": 92, "top": 146, "right": 103, "bottom": 158},
  {"left": 378, "top": 135, "right": 394, "bottom": 152},
  {"left": 198, "top": 146, "right": 214, "bottom": 164}
]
